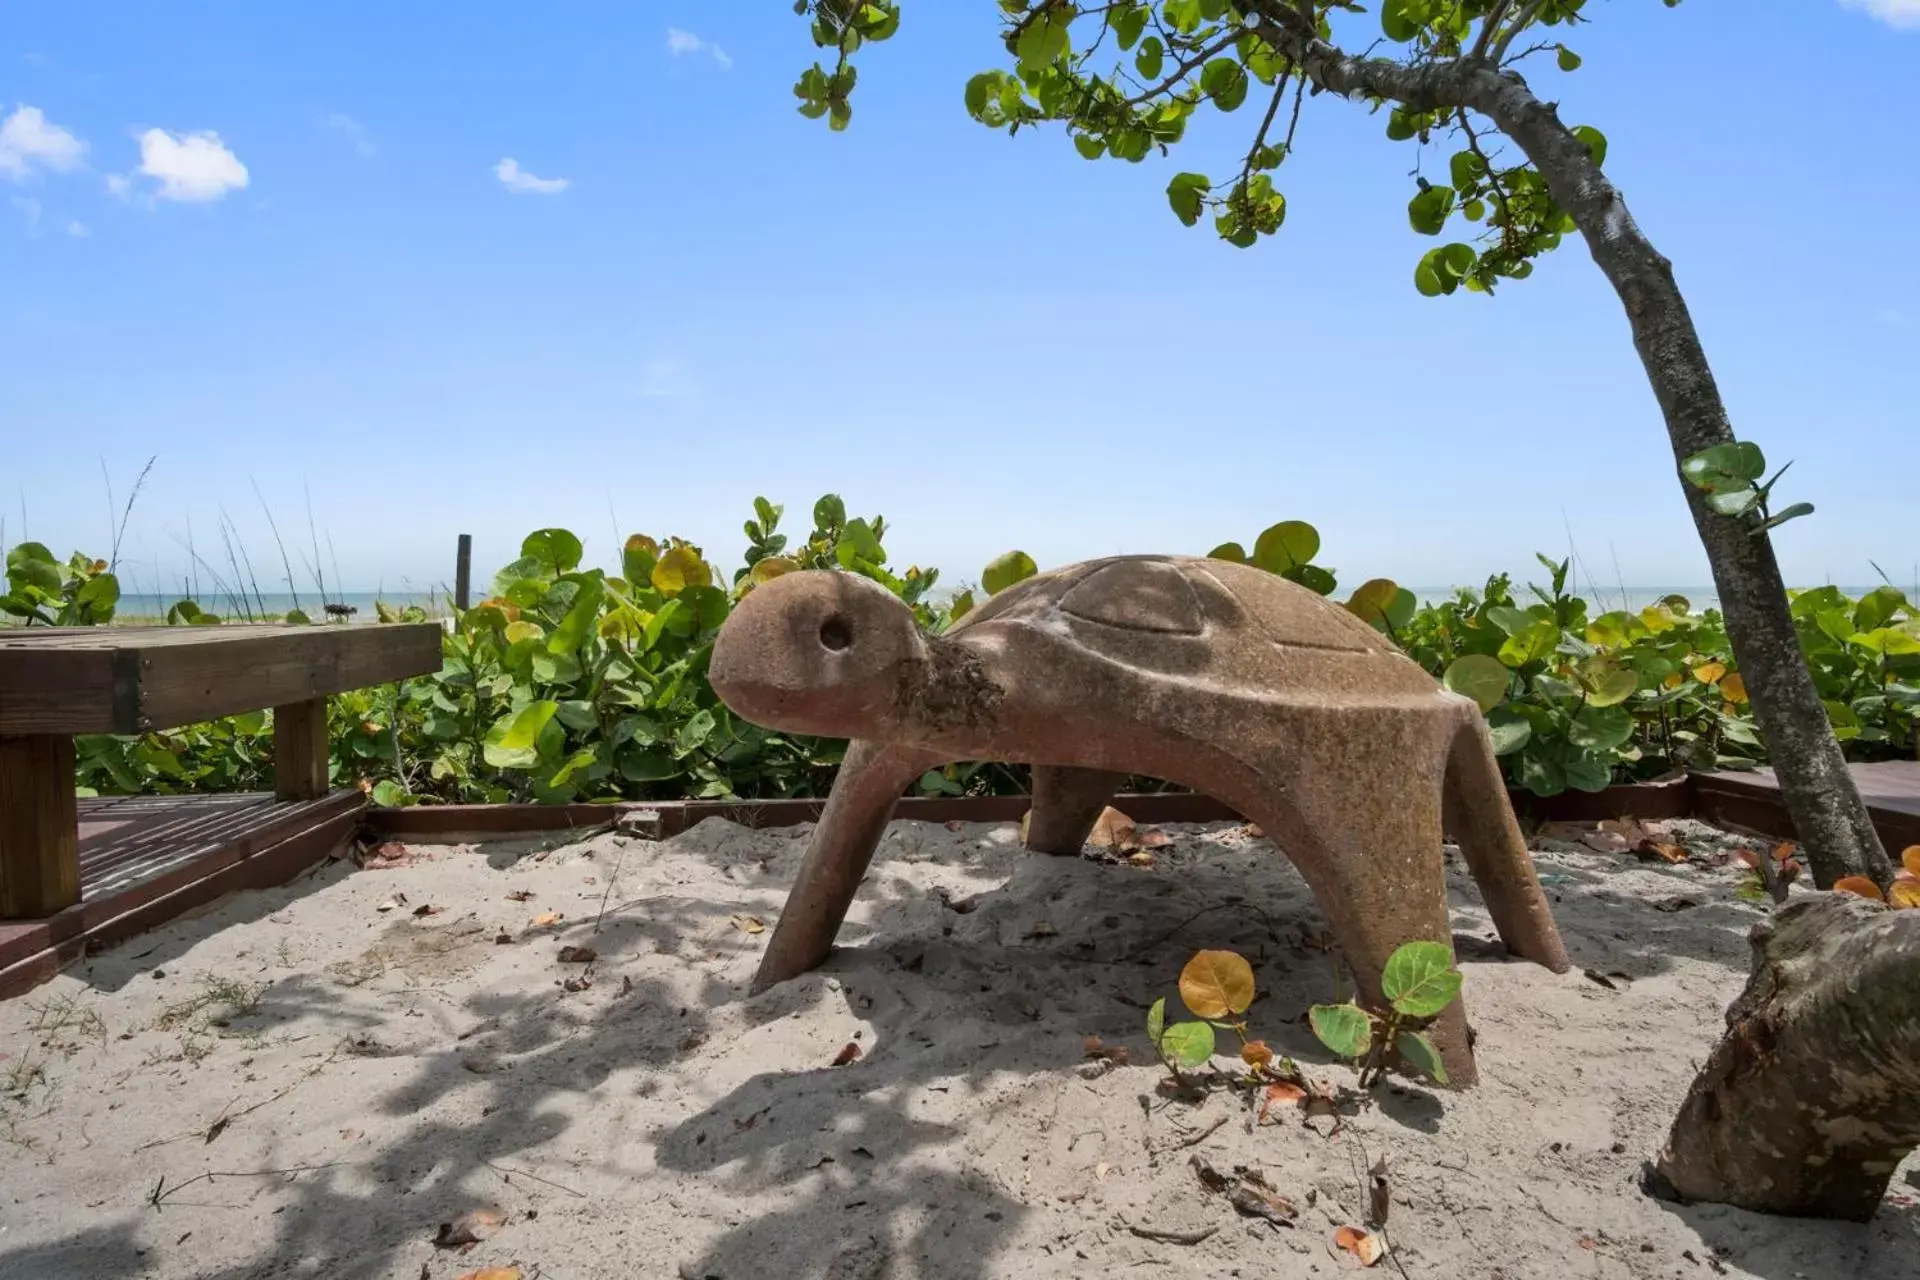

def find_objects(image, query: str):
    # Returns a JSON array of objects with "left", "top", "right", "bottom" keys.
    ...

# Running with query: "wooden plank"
[
  {"left": 0, "top": 734, "right": 81, "bottom": 918},
  {"left": 274, "top": 696, "right": 331, "bottom": 801},
  {"left": 1693, "top": 764, "right": 1920, "bottom": 854},
  {"left": 0, "top": 623, "right": 443, "bottom": 734},
  {"left": 0, "top": 797, "right": 360, "bottom": 1000}
]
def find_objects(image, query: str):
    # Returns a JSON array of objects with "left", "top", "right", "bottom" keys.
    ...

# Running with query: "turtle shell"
[{"left": 954, "top": 555, "right": 1390, "bottom": 651}]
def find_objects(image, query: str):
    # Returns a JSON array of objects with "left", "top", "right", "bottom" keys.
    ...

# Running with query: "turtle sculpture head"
[{"left": 710, "top": 569, "right": 930, "bottom": 740}]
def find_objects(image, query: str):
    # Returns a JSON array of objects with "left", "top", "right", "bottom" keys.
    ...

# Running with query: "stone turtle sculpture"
[{"left": 709, "top": 555, "right": 1570, "bottom": 1086}]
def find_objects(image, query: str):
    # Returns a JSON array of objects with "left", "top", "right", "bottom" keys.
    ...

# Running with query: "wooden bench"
[{"left": 0, "top": 623, "right": 443, "bottom": 919}]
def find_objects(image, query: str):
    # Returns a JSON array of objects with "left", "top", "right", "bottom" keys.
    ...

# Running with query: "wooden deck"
[
  {"left": 0, "top": 790, "right": 362, "bottom": 998},
  {"left": 1694, "top": 760, "right": 1920, "bottom": 853}
]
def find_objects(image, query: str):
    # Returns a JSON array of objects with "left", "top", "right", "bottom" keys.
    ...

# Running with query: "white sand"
[{"left": 2, "top": 816, "right": 1916, "bottom": 1279}]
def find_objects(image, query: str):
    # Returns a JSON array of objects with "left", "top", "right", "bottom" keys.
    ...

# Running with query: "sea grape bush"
[{"left": 4, "top": 503, "right": 1916, "bottom": 804}]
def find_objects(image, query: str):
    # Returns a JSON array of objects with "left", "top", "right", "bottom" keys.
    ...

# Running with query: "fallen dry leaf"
[
  {"left": 1088, "top": 806, "right": 1138, "bottom": 852},
  {"left": 944, "top": 819, "right": 966, "bottom": 832},
  {"left": 1127, "top": 850, "right": 1156, "bottom": 867},
  {"left": 433, "top": 1208, "right": 506, "bottom": 1250},
  {"left": 412, "top": 903, "right": 444, "bottom": 918},
  {"left": 1190, "top": 1153, "right": 1232, "bottom": 1194},
  {"left": 729, "top": 914, "right": 767, "bottom": 935},
  {"left": 1231, "top": 1182, "right": 1298, "bottom": 1226},
  {"left": 505, "top": 889, "right": 534, "bottom": 902},
  {"left": 1332, "top": 1225, "right": 1384, "bottom": 1266},
  {"left": 357, "top": 841, "right": 417, "bottom": 870},
  {"left": 1137, "top": 827, "right": 1172, "bottom": 848},
  {"left": 1082, "top": 1035, "right": 1130, "bottom": 1065},
  {"left": 529, "top": 911, "right": 563, "bottom": 928},
  {"left": 1259, "top": 1081, "right": 1306, "bottom": 1123},
  {"left": 377, "top": 893, "right": 409, "bottom": 912},
  {"left": 1636, "top": 839, "right": 1690, "bottom": 865},
  {"left": 1024, "top": 921, "right": 1058, "bottom": 940},
  {"left": 1905, "top": 846, "right": 1920, "bottom": 877},
  {"left": 494, "top": 932, "right": 513, "bottom": 945},
  {"left": 1735, "top": 848, "right": 1761, "bottom": 869},
  {"left": 1367, "top": 1154, "right": 1391, "bottom": 1228},
  {"left": 557, "top": 945, "right": 597, "bottom": 963},
  {"left": 1890, "top": 880, "right": 1920, "bottom": 910},
  {"left": 562, "top": 973, "right": 593, "bottom": 993},
  {"left": 1771, "top": 841, "right": 1798, "bottom": 864},
  {"left": 831, "top": 1041, "right": 862, "bottom": 1067},
  {"left": 1093, "top": 1160, "right": 1112, "bottom": 1183},
  {"left": 1240, "top": 1039, "right": 1275, "bottom": 1070},
  {"left": 456, "top": 1268, "right": 523, "bottom": 1280},
  {"left": 1834, "top": 876, "right": 1885, "bottom": 902}
]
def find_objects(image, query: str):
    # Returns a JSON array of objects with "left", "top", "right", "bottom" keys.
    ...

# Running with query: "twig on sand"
[
  {"left": 1124, "top": 1220, "right": 1219, "bottom": 1245},
  {"left": 1170, "top": 1115, "right": 1230, "bottom": 1151},
  {"left": 146, "top": 1163, "right": 345, "bottom": 1210},
  {"left": 1119, "top": 900, "right": 1285, "bottom": 962},
  {"left": 136, "top": 1044, "right": 346, "bottom": 1151},
  {"left": 593, "top": 842, "right": 631, "bottom": 935},
  {"left": 485, "top": 1159, "right": 588, "bottom": 1198}
]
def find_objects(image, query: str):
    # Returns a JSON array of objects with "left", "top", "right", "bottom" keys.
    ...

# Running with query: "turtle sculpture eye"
[{"left": 818, "top": 614, "right": 853, "bottom": 652}]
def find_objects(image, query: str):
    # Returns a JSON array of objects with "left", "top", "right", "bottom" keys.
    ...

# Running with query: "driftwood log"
[{"left": 1651, "top": 894, "right": 1920, "bottom": 1220}]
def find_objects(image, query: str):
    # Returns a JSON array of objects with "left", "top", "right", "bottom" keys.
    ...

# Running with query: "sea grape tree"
[{"left": 787, "top": 0, "right": 1894, "bottom": 892}]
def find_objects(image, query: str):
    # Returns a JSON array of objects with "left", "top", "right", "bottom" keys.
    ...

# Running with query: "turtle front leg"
[
  {"left": 752, "top": 738, "right": 940, "bottom": 994},
  {"left": 1443, "top": 715, "right": 1570, "bottom": 973},
  {"left": 1243, "top": 782, "right": 1478, "bottom": 1088},
  {"left": 1024, "top": 765, "right": 1126, "bottom": 856}
]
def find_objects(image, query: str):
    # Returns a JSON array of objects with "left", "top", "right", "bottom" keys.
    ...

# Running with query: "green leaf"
[
  {"left": 549, "top": 575, "right": 605, "bottom": 655},
  {"left": 1381, "top": 940, "right": 1462, "bottom": 1018},
  {"left": 1571, "top": 125, "right": 1608, "bottom": 166},
  {"left": 813, "top": 493, "right": 847, "bottom": 532},
  {"left": 1707, "top": 489, "right": 1760, "bottom": 517},
  {"left": 1134, "top": 35, "right": 1164, "bottom": 80},
  {"left": 982, "top": 550, "right": 1038, "bottom": 596},
  {"left": 370, "top": 779, "right": 410, "bottom": 808},
  {"left": 1146, "top": 996, "right": 1167, "bottom": 1046},
  {"left": 964, "top": 72, "right": 994, "bottom": 117},
  {"left": 1207, "top": 542, "right": 1247, "bottom": 563},
  {"left": 1159, "top": 1020, "right": 1216, "bottom": 1070},
  {"left": 1486, "top": 706, "right": 1531, "bottom": 755},
  {"left": 1569, "top": 703, "right": 1635, "bottom": 752},
  {"left": 1200, "top": 58, "right": 1247, "bottom": 111},
  {"left": 1497, "top": 620, "right": 1560, "bottom": 668},
  {"left": 1381, "top": 0, "right": 1422, "bottom": 42},
  {"left": 483, "top": 700, "right": 559, "bottom": 769},
  {"left": 1395, "top": 1029, "right": 1448, "bottom": 1085},
  {"left": 1253, "top": 521, "right": 1319, "bottom": 574},
  {"left": 1578, "top": 660, "right": 1639, "bottom": 708},
  {"left": 1516, "top": 752, "right": 1566, "bottom": 797},
  {"left": 1309, "top": 1002, "right": 1374, "bottom": 1060},
  {"left": 1557, "top": 45, "right": 1582, "bottom": 71},
  {"left": 1563, "top": 749, "right": 1614, "bottom": 792},
  {"left": 522, "top": 528, "right": 583, "bottom": 576},
  {"left": 1072, "top": 133, "right": 1103, "bottom": 159},
  {"left": 1166, "top": 172, "right": 1210, "bottom": 226},
  {"left": 1681, "top": 442, "right": 1766, "bottom": 492},
  {"left": 1113, "top": 4, "right": 1147, "bottom": 49},
  {"left": 1754, "top": 501, "right": 1815, "bottom": 534},
  {"left": 1407, "top": 184, "right": 1455, "bottom": 236},
  {"left": 1444, "top": 654, "right": 1511, "bottom": 712}
]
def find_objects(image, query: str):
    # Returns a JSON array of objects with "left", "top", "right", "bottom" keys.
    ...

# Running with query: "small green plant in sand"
[
  {"left": 155, "top": 974, "right": 270, "bottom": 1033},
  {"left": 1308, "top": 940, "right": 1462, "bottom": 1088},
  {"left": 1145, "top": 950, "right": 1283, "bottom": 1085}
]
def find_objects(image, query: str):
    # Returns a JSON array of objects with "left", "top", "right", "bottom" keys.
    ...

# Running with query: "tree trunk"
[
  {"left": 1647, "top": 894, "right": 1920, "bottom": 1220},
  {"left": 1254, "top": 16, "right": 1894, "bottom": 890}
]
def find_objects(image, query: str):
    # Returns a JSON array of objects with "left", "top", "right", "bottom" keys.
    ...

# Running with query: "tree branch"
[
  {"left": 1470, "top": 1, "right": 1517, "bottom": 62},
  {"left": 1124, "top": 30, "right": 1242, "bottom": 105},
  {"left": 1490, "top": 0, "right": 1553, "bottom": 66}
]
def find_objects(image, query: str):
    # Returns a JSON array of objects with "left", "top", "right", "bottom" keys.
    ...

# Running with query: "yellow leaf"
[
  {"left": 458, "top": 1269, "right": 523, "bottom": 1280},
  {"left": 1662, "top": 671, "right": 1683, "bottom": 690},
  {"left": 504, "top": 619, "right": 544, "bottom": 645},
  {"left": 1333, "top": 1225, "right": 1385, "bottom": 1266},
  {"left": 1692, "top": 661, "right": 1727, "bottom": 685},
  {"left": 749, "top": 556, "right": 799, "bottom": 586},
  {"left": 730, "top": 914, "right": 767, "bottom": 935},
  {"left": 1719, "top": 671, "right": 1748, "bottom": 704},
  {"left": 1903, "top": 846, "right": 1920, "bottom": 877},
  {"left": 1179, "top": 949, "right": 1255, "bottom": 1020},
  {"left": 1833, "top": 876, "right": 1884, "bottom": 902},
  {"left": 1888, "top": 880, "right": 1920, "bottom": 910},
  {"left": 651, "top": 544, "right": 711, "bottom": 596}
]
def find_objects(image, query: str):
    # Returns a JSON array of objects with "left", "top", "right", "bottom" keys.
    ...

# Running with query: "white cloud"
[
  {"left": 11, "top": 195, "right": 41, "bottom": 228},
  {"left": 66, "top": 219, "right": 87, "bottom": 238},
  {"left": 1841, "top": 0, "right": 1920, "bottom": 28},
  {"left": 0, "top": 105, "right": 87, "bottom": 180},
  {"left": 104, "top": 172, "right": 130, "bottom": 199},
  {"left": 666, "top": 27, "right": 733, "bottom": 69},
  {"left": 324, "top": 112, "right": 375, "bottom": 158},
  {"left": 494, "top": 157, "right": 569, "bottom": 195},
  {"left": 133, "top": 128, "right": 249, "bottom": 202}
]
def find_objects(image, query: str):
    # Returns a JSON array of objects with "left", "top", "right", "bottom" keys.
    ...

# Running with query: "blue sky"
[{"left": 3, "top": 2, "right": 1915, "bottom": 603}]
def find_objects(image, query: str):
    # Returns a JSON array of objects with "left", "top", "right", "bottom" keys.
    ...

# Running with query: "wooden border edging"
[
  {"left": 362, "top": 776, "right": 1705, "bottom": 844},
  {"left": 1694, "top": 769, "right": 1920, "bottom": 854}
]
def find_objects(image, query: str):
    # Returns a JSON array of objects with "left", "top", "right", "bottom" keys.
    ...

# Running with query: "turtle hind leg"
[
  {"left": 1025, "top": 765, "right": 1126, "bottom": 856},
  {"left": 751, "top": 738, "right": 939, "bottom": 994},
  {"left": 1241, "top": 782, "right": 1479, "bottom": 1089},
  {"left": 1442, "top": 715, "right": 1570, "bottom": 973}
]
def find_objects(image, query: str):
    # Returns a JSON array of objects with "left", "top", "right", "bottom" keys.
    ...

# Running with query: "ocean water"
[{"left": 112, "top": 591, "right": 447, "bottom": 622}]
